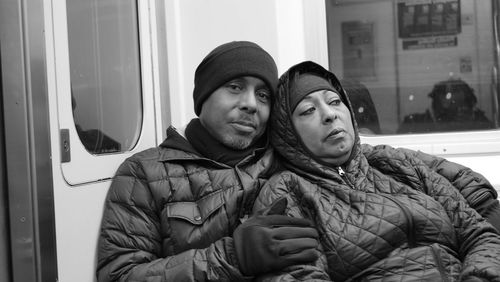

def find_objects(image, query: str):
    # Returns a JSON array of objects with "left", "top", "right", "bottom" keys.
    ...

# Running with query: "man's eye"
[
  {"left": 227, "top": 83, "right": 243, "bottom": 91},
  {"left": 256, "top": 90, "right": 271, "bottom": 102}
]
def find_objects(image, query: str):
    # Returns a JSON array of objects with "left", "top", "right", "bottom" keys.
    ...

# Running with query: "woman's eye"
[
  {"left": 328, "top": 99, "right": 341, "bottom": 106},
  {"left": 300, "top": 107, "right": 315, "bottom": 116}
]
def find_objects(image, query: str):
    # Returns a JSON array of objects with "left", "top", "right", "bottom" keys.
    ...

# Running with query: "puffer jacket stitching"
[
  {"left": 256, "top": 61, "right": 500, "bottom": 281},
  {"left": 98, "top": 133, "right": 274, "bottom": 281}
]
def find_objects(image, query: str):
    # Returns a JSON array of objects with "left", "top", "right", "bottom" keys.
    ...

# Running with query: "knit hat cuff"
[{"left": 193, "top": 42, "right": 278, "bottom": 115}]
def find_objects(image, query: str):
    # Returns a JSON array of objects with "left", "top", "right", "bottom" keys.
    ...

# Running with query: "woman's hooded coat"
[{"left": 253, "top": 61, "right": 500, "bottom": 281}]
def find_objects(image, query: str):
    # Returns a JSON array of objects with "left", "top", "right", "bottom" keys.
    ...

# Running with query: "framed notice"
[
  {"left": 342, "top": 21, "right": 376, "bottom": 80},
  {"left": 398, "top": 0, "right": 460, "bottom": 38},
  {"left": 398, "top": 0, "right": 461, "bottom": 50}
]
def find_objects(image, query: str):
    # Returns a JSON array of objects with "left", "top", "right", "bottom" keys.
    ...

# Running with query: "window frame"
[{"left": 48, "top": 0, "right": 159, "bottom": 185}]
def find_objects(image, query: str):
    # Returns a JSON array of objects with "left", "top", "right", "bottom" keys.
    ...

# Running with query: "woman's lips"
[{"left": 325, "top": 128, "right": 345, "bottom": 140}]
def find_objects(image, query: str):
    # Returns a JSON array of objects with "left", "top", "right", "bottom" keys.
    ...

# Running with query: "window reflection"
[
  {"left": 341, "top": 79, "right": 381, "bottom": 135},
  {"left": 71, "top": 95, "right": 121, "bottom": 153},
  {"left": 325, "top": 0, "right": 500, "bottom": 134},
  {"left": 67, "top": 0, "right": 142, "bottom": 154},
  {"left": 397, "top": 78, "right": 494, "bottom": 133}
]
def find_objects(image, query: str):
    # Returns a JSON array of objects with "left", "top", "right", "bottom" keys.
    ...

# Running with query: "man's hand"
[{"left": 233, "top": 198, "right": 320, "bottom": 276}]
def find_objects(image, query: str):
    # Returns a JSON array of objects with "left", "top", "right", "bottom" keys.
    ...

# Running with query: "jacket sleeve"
[
  {"left": 409, "top": 158, "right": 500, "bottom": 280},
  {"left": 252, "top": 173, "right": 331, "bottom": 282},
  {"left": 401, "top": 148, "right": 500, "bottom": 231},
  {"left": 96, "top": 157, "right": 246, "bottom": 282},
  {"left": 364, "top": 144, "right": 500, "bottom": 231}
]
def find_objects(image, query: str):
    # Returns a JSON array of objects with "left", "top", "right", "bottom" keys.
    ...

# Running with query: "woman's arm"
[
  {"left": 363, "top": 144, "right": 500, "bottom": 231},
  {"left": 410, "top": 159, "right": 500, "bottom": 280}
]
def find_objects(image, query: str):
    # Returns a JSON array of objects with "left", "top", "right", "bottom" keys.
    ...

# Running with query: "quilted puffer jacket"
[
  {"left": 253, "top": 61, "right": 500, "bottom": 281},
  {"left": 97, "top": 126, "right": 274, "bottom": 282},
  {"left": 363, "top": 144, "right": 500, "bottom": 231}
]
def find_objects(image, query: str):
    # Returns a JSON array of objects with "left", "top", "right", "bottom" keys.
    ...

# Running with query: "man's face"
[
  {"left": 434, "top": 89, "right": 472, "bottom": 121},
  {"left": 199, "top": 76, "right": 271, "bottom": 149}
]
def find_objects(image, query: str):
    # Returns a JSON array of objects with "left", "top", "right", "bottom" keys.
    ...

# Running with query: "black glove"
[{"left": 233, "top": 198, "right": 320, "bottom": 276}]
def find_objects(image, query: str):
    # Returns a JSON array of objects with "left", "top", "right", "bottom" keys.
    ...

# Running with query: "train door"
[
  {"left": 0, "top": 0, "right": 58, "bottom": 280},
  {"left": 0, "top": 48, "right": 12, "bottom": 282},
  {"left": 43, "top": 0, "right": 168, "bottom": 281},
  {"left": 1, "top": 0, "right": 169, "bottom": 281}
]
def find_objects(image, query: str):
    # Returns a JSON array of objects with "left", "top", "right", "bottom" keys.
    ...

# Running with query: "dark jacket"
[
  {"left": 97, "top": 126, "right": 274, "bottom": 282},
  {"left": 254, "top": 61, "right": 500, "bottom": 281},
  {"left": 362, "top": 144, "right": 500, "bottom": 232}
]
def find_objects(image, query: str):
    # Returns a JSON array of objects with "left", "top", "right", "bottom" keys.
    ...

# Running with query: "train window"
[
  {"left": 325, "top": 0, "right": 500, "bottom": 135},
  {"left": 66, "top": 0, "right": 142, "bottom": 154}
]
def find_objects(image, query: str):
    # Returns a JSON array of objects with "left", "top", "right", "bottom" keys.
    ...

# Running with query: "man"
[
  {"left": 398, "top": 78, "right": 493, "bottom": 133},
  {"left": 96, "top": 41, "right": 320, "bottom": 281}
]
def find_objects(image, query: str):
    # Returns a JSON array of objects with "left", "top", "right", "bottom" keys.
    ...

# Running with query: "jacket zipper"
[
  {"left": 234, "top": 167, "right": 249, "bottom": 221},
  {"left": 337, "top": 166, "right": 355, "bottom": 189}
]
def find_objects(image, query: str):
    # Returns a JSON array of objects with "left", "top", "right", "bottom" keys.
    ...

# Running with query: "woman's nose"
[{"left": 322, "top": 106, "right": 337, "bottom": 124}]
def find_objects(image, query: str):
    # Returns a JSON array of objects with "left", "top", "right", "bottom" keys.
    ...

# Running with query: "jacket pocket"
[{"left": 166, "top": 189, "right": 224, "bottom": 225}]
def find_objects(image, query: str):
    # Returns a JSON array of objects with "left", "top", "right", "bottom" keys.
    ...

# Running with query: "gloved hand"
[{"left": 233, "top": 197, "right": 320, "bottom": 276}]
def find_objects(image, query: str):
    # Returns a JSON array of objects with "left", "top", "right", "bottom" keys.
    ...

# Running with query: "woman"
[{"left": 253, "top": 61, "right": 500, "bottom": 281}]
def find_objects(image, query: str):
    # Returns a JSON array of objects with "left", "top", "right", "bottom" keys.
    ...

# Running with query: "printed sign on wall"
[
  {"left": 398, "top": 0, "right": 461, "bottom": 50},
  {"left": 342, "top": 21, "right": 376, "bottom": 80}
]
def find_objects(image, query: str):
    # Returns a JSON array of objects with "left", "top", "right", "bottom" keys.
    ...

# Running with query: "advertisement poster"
[
  {"left": 398, "top": 0, "right": 461, "bottom": 50},
  {"left": 342, "top": 21, "right": 376, "bottom": 80}
]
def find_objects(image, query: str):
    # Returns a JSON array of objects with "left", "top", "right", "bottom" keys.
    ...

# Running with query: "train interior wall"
[{"left": 0, "top": 48, "right": 13, "bottom": 282}]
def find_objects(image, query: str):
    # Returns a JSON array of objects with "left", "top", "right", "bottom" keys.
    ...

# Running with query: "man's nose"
[{"left": 238, "top": 90, "right": 257, "bottom": 113}]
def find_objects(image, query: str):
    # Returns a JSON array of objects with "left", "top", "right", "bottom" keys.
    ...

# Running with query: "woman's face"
[{"left": 292, "top": 89, "right": 355, "bottom": 166}]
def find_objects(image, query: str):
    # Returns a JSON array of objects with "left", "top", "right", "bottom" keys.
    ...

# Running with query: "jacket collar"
[
  {"left": 158, "top": 125, "right": 270, "bottom": 167},
  {"left": 160, "top": 126, "right": 198, "bottom": 154}
]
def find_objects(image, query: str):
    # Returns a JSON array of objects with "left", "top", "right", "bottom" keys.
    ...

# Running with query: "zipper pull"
[
  {"left": 337, "top": 166, "right": 345, "bottom": 176},
  {"left": 337, "top": 166, "right": 355, "bottom": 189},
  {"left": 239, "top": 214, "right": 249, "bottom": 224}
]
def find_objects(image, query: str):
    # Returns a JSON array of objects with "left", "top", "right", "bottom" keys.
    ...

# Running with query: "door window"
[{"left": 67, "top": 0, "right": 142, "bottom": 153}]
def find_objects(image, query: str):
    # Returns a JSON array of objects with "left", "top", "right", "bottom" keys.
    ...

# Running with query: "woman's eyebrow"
[{"left": 322, "top": 90, "right": 340, "bottom": 98}]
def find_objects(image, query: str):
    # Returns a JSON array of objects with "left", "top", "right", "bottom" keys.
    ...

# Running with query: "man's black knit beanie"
[{"left": 193, "top": 41, "right": 278, "bottom": 116}]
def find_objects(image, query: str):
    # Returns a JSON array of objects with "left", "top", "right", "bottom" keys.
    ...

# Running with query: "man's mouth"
[{"left": 231, "top": 120, "right": 257, "bottom": 133}]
